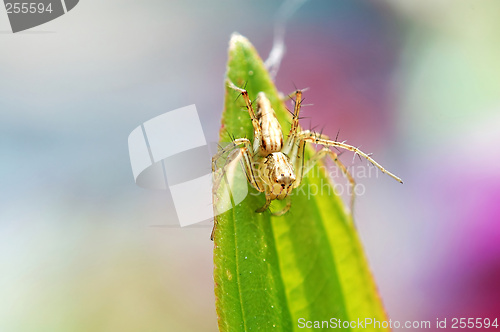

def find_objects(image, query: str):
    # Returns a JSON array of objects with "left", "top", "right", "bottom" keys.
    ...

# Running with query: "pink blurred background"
[{"left": 1, "top": 0, "right": 499, "bottom": 330}]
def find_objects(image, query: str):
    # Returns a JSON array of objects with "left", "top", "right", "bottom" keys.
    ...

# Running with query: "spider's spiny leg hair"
[
  {"left": 291, "top": 82, "right": 309, "bottom": 93},
  {"left": 227, "top": 79, "right": 248, "bottom": 102},
  {"left": 309, "top": 124, "right": 319, "bottom": 133},
  {"left": 318, "top": 126, "right": 327, "bottom": 143},
  {"left": 351, "top": 145, "right": 363, "bottom": 164},
  {"left": 285, "top": 93, "right": 296, "bottom": 102},
  {"left": 224, "top": 129, "right": 236, "bottom": 143},
  {"left": 231, "top": 83, "right": 246, "bottom": 103},
  {"left": 335, "top": 129, "right": 341, "bottom": 142},
  {"left": 336, "top": 149, "right": 346, "bottom": 157},
  {"left": 251, "top": 97, "right": 258, "bottom": 107},
  {"left": 234, "top": 93, "right": 242, "bottom": 103}
]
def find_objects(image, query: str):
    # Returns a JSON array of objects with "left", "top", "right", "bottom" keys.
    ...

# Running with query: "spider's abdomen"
[{"left": 256, "top": 92, "right": 283, "bottom": 155}]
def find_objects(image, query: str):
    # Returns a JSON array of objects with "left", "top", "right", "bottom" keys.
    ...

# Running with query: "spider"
[{"left": 211, "top": 80, "right": 402, "bottom": 240}]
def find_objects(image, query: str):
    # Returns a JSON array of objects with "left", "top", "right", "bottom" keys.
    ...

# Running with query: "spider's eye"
[{"left": 281, "top": 184, "right": 285, "bottom": 189}]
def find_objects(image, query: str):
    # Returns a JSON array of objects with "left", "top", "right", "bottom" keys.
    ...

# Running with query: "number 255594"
[
  {"left": 5, "top": 3, "right": 53, "bottom": 14},
  {"left": 451, "top": 318, "right": 498, "bottom": 329}
]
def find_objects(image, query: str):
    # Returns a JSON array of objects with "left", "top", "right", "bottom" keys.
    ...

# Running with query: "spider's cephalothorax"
[
  {"left": 211, "top": 80, "right": 402, "bottom": 240},
  {"left": 260, "top": 152, "right": 296, "bottom": 201}
]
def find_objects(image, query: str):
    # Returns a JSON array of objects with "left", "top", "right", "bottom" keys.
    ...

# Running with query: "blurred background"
[{"left": 1, "top": 0, "right": 499, "bottom": 331}]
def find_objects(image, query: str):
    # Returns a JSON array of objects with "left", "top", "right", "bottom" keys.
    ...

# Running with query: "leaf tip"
[{"left": 229, "top": 32, "right": 251, "bottom": 52}]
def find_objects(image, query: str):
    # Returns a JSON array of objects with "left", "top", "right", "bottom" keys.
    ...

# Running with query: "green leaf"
[{"left": 213, "top": 33, "right": 390, "bottom": 332}]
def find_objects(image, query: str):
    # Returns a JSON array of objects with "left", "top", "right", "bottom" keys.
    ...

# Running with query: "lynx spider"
[{"left": 211, "top": 80, "right": 402, "bottom": 240}]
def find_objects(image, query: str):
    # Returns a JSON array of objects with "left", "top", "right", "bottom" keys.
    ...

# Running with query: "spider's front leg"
[
  {"left": 255, "top": 196, "right": 272, "bottom": 213},
  {"left": 296, "top": 130, "right": 403, "bottom": 184},
  {"left": 211, "top": 138, "right": 264, "bottom": 240},
  {"left": 227, "top": 80, "right": 263, "bottom": 154},
  {"left": 269, "top": 197, "right": 292, "bottom": 216},
  {"left": 255, "top": 195, "right": 291, "bottom": 216},
  {"left": 303, "top": 147, "right": 357, "bottom": 212},
  {"left": 288, "top": 130, "right": 357, "bottom": 212},
  {"left": 283, "top": 89, "right": 304, "bottom": 154}
]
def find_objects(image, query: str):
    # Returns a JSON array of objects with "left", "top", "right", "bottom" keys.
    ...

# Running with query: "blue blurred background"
[{"left": 1, "top": 0, "right": 499, "bottom": 331}]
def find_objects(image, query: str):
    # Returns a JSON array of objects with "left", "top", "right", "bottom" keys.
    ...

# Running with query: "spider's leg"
[
  {"left": 211, "top": 138, "right": 264, "bottom": 241},
  {"left": 283, "top": 89, "right": 304, "bottom": 155},
  {"left": 289, "top": 89, "right": 303, "bottom": 138},
  {"left": 211, "top": 147, "right": 242, "bottom": 241},
  {"left": 296, "top": 129, "right": 330, "bottom": 141},
  {"left": 227, "top": 80, "right": 262, "bottom": 153},
  {"left": 271, "top": 197, "right": 291, "bottom": 216},
  {"left": 296, "top": 131, "right": 403, "bottom": 184},
  {"left": 290, "top": 139, "right": 306, "bottom": 189},
  {"left": 212, "top": 138, "right": 252, "bottom": 173},
  {"left": 289, "top": 130, "right": 329, "bottom": 189},
  {"left": 301, "top": 147, "right": 357, "bottom": 213},
  {"left": 256, "top": 195, "right": 272, "bottom": 213}
]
